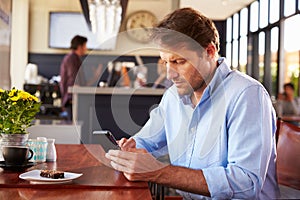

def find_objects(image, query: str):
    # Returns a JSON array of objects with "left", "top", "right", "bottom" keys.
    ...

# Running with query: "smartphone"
[{"left": 93, "top": 130, "right": 120, "bottom": 149}]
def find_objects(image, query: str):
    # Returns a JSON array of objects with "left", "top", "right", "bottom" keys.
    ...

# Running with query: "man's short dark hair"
[
  {"left": 151, "top": 8, "right": 220, "bottom": 53},
  {"left": 284, "top": 82, "right": 295, "bottom": 90},
  {"left": 70, "top": 35, "right": 88, "bottom": 50}
]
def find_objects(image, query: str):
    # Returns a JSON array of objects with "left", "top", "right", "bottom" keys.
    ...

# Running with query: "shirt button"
[{"left": 190, "top": 127, "right": 196, "bottom": 133}]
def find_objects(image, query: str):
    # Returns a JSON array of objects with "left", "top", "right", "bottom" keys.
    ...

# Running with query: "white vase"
[{"left": 0, "top": 134, "right": 29, "bottom": 146}]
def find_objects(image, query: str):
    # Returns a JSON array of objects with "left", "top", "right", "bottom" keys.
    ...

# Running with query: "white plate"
[{"left": 19, "top": 170, "right": 83, "bottom": 184}]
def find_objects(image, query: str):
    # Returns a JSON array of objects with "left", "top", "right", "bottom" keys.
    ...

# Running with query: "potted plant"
[{"left": 0, "top": 88, "right": 41, "bottom": 146}]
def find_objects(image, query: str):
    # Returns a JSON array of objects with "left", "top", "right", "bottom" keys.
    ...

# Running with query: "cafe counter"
[{"left": 69, "top": 86, "right": 165, "bottom": 146}]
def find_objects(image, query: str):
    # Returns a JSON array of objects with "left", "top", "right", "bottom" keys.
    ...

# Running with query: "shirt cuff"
[
  {"left": 132, "top": 136, "right": 147, "bottom": 149},
  {"left": 202, "top": 166, "right": 233, "bottom": 199}
]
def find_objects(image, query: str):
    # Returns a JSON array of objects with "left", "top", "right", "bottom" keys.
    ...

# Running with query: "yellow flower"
[
  {"left": 30, "top": 95, "right": 39, "bottom": 102},
  {"left": 0, "top": 88, "right": 41, "bottom": 134},
  {"left": 18, "top": 90, "right": 39, "bottom": 102},
  {"left": 19, "top": 91, "right": 29, "bottom": 100},
  {"left": 10, "top": 96, "right": 20, "bottom": 101},
  {"left": 8, "top": 88, "right": 17, "bottom": 97}
]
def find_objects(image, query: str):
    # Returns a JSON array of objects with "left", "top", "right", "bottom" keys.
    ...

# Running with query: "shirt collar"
[
  {"left": 179, "top": 57, "right": 232, "bottom": 107},
  {"left": 206, "top": 57, "right": 232, "bottom": 94}
]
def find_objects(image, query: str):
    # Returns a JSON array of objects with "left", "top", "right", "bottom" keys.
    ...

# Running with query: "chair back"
[{"left": 276, "top": 119, "right": 300, "bottom": 190}]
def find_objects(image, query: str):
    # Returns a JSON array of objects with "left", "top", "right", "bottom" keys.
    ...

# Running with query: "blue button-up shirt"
[{"left": 133, "top": 58, "right": 279, "bottom": 199}]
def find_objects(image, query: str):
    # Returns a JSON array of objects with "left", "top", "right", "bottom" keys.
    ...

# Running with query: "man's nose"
[{"left": 166, "top": 64, "right": 179, "bottom": 80}]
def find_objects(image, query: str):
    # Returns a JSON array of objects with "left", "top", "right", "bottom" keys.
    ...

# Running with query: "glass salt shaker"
[
  {"left": 46, "top": 138, "right": 57, "bottom": 162},
  {"left": 36, "top": 137, "right": 47, "bottom": 162}
]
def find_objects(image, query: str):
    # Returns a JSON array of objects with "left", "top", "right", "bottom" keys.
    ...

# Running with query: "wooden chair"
[
  {"left": 149, "top": 183, "right": 183, "bottom": 200},
  {"left": 164, "top": 197, "right": 183, "bottom": 200},
  {"left": 276, "top": 119, "right": 300, "bottom": 190}
]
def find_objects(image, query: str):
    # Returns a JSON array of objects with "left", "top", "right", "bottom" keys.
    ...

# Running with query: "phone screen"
[{"left": 93, "top": 130, "right": 120, "bottom": 150}]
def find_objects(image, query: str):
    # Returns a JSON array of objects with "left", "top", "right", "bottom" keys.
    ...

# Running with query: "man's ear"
[{"left": 206, "top": 43, "right": 216, "bottom": 58}]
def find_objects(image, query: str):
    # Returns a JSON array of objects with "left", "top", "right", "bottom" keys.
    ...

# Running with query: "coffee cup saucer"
[{"left": 0, "top": 161, "right": 36, "bottom": 170}]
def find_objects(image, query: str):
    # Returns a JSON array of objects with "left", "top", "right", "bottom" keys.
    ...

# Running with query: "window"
[
  {"left": 270, "top": 0, "right": 280, "bottom": 24},
  {"left": 232, "top": 14, "right": 239, "bottom": 69},
  {"left": 240, "top": 8, "right": 248, "bottom": 36},
  {"left": 283, "top": 14, "right": 300, "bottom": 95},
  {"left": 232, "top": 40, "right": 239, "bottom": 69},
  {"left": 284, "top": 0, "right": 296, "bottom": 17},
  {"left": 226, "top": 43, "right": 232, "bottom": 67},
  {"left": 239, "top": 8, "right": 248, "bottom": 73},
  {"left": 284, "top": 14, "right": 300, "bottom": 52},
  {"left": 226, "top": 18, "right": 232, "bottom": 42},
  {"left": 259, "top": 32, "right": 265, "bottom": 83},
  {"left": 226, "top": 0, "right": 300, "bottom": 96},
  {"left": 259, "top": 0, "right": 269, "bottom": 28},
  {"left": 271, "top": 27, "right": 279, "bottom": 95},
  {"left": 250, "top": 1, "right": 259, "bottom": 32},
  {"left": 239, "top": 36, "right": 247, "bottom": 73},
  {"left": 233, "top": 13, "right": 239, "bottom": 40},
  {"left": 226, "top": 17, "right": 232, "bottom": 67}
]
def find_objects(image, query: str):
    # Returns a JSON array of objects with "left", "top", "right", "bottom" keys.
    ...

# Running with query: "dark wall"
[
  {"left": 28, "top": 53, "right": 160, "bottom": 85},
  {"left": 214, "top": 20, "right": 227, "bottom": 57},
  {"left": 28, "top": 54, "right": 64, "bottom": 80}
]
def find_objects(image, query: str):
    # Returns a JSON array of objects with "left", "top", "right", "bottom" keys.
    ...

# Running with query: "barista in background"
[
  {"left": 152, "top": 58, "right": 173, "bottom": 89},
  {"left": 276, "top": 82, "right": 300, "bottom": 116},
  {"left": 59, "top": 35, "right": 102, "bottom": 120}
]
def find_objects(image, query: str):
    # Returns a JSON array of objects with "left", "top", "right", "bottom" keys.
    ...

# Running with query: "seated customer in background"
[
  {"left": 106, "top": 7, "right": 279, "bottom": 199},
  {"left": 276, "top": 82, "right": 300, "bottom": 117}
]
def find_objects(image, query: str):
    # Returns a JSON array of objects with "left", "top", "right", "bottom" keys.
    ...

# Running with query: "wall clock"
[{"left": 125, "top": 10, "right": 158, "bottom": 43}]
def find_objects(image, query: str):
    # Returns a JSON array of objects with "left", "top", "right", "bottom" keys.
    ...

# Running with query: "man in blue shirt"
[{"left": 106, "top": 8, "right": 279, "bottom": 199}]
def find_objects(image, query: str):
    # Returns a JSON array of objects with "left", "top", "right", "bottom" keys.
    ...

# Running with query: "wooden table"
[{"left": 0, "top": 144, "right": 152, "bottom": 200}]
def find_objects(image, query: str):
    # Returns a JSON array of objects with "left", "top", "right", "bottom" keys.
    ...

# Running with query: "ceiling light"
[{"left": 88, "top": 0, "right": 122, "bottom": 49}]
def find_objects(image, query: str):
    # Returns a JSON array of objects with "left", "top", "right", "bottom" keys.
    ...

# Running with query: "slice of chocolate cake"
[{"left": 40, "top": 170, "right": 64, "bottom": 179}]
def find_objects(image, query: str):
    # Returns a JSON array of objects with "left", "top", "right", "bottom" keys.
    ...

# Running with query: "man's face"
[
  {"left": 285, "top": 86, "right": 294, "bottom": 96},
  {"left": 78, "top": 43, "right": 87, "bottom": 56},
  {"left": 159, "top": 46, "right": 213, "bottom": 96}
]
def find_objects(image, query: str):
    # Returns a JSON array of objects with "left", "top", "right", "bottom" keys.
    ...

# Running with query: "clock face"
[{"left": 125, "top": 11, "right": 158, "bottom": 43}]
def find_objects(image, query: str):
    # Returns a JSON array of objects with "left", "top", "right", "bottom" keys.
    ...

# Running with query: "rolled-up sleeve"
[{"left": 202, "top": 85, "right": 274, "bottom": 199}]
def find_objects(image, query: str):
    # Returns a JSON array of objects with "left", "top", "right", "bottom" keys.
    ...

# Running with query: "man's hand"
[
  {"left": 105, "top": 148, "right": 167, "bottom": 182},
  {"left": 117, "top": 137, "right": 136, "bottom": 151},
  {"left": 105, "top": 148, "right": 210, "bottom": 196}
]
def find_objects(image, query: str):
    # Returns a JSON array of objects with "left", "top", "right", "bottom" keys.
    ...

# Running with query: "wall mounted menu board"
[{"left": 49, "top": 12, "right": 117, "bottom": 50}]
